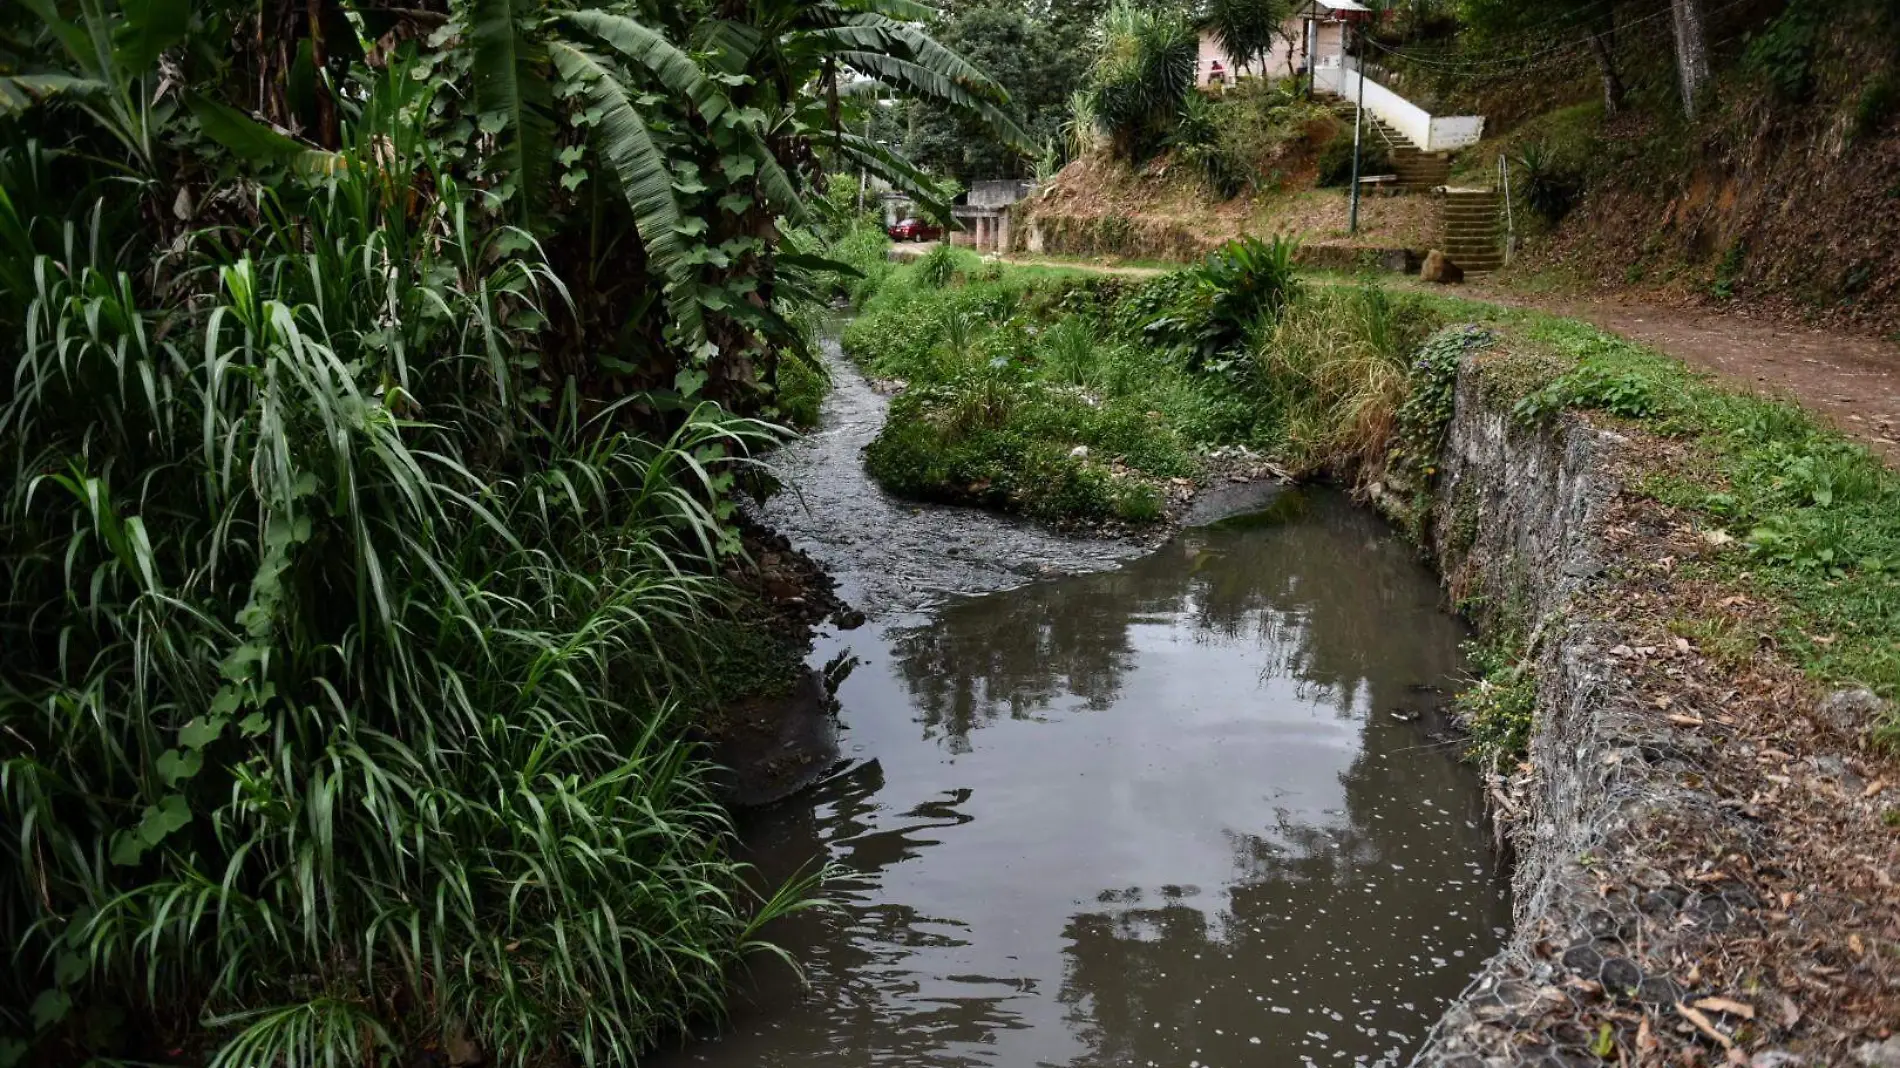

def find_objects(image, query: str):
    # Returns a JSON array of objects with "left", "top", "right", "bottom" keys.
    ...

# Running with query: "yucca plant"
[
  {"left": 1204, "top": 0, "right": 1287, "bottom": 75},
  {"left": 1086, "top": 0, "right": 1198, "bottom": 161}
]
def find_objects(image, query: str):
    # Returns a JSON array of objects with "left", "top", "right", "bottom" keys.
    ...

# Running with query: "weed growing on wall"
[
  {"left": 1392, "top": 326, "right": 1499, "bottom": 484},
  {"left": 1456, "top": 631, "right": 1540, "bottom": 768}
]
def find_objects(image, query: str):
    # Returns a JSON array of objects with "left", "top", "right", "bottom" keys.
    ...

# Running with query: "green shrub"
[
  {"left": 917, "top": 242, "right": 964, "bottom": 288},
  {"left": 1513, "top": 354, "right": 1666, "bottom": 424},
  {"left": 1169, "top": 91, "right": 1249, "bottom": 198},
  {"left": 777, "top": 347, "right": 830, "bottom": 428},
  {"left": 1853, "top": 75, "right": 1898, "bottom": 140},
  {"left": 1390, "top": 325, "right": 1497, "bottom": 488},
  {"left": 1744, "top": 0, "right": 1825, "bottom": 102},
  {"left": 1143, "top": 235, "right": 1300, "bottom": 366}
]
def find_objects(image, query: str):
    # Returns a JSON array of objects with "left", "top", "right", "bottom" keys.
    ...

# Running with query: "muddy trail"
[{"left": 1455, "top": 285, "right": 1900, "bottom": 465}]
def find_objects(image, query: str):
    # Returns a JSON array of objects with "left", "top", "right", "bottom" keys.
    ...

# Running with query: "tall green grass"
[{"left": 0, "top": 122, "right": 815, "bottom": 1066}]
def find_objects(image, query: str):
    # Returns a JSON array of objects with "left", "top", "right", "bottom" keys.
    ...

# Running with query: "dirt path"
[{"left": 1457, "top": 286, "right": 1900, "bottom": 465}]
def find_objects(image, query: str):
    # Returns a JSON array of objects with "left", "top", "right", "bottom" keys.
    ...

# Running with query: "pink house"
[{"left": 1195, "top": 0, "right": 1370, "bottom": 88}]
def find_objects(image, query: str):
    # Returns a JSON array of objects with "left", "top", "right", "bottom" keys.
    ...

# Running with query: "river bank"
[
  {"left": 1399, "top": 342, "right": 1900, "bottom": 1067},
  {"left": 725, "top": 239, "right": 1900, "bottom": 1064}
]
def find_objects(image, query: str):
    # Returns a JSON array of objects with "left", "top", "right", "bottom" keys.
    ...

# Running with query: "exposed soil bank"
[{"left": 1395, "top": 358, "right": 1900, "bottom": 1066}]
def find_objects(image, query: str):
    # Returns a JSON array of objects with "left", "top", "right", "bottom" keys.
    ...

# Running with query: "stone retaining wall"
[{"left": 1395, "top": 364, "right": 1805, "bottom": 1065}]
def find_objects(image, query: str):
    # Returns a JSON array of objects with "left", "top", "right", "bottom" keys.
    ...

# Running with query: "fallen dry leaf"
[
  {"left": 1676, "top": 1002, "right": 1735, "bottom": 1049},
  {"left": 1692, "top": 997, "right": 1756, "bottom": 1020}
]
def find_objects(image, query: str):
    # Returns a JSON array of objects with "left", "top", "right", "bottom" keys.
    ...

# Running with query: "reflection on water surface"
[{"left": 669, "top": 490, "right": 1508, "bottom": 1068}]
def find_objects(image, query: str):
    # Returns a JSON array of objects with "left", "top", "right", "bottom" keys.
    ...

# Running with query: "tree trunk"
[
  {"left": 1584, "top": 20, "right": 1625, "bottom": 116},
  {"left": 306, "top": 0, "right": 337, "bottom": 149},
  {"left": 1669, "top": 0, "right": 1711, "bottom": 119}
]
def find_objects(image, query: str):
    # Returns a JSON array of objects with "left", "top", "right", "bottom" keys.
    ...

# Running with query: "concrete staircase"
[
  {"left": 1326, "top": 99, "right": 1452, "bottom": 192},
  {"left": 1438, "top": 187, "right": 1503, "bottom": 273}
]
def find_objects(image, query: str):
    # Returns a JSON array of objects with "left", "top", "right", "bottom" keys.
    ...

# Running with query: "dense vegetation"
[
  {"left": 0, "top": 0, "right": 1020, "bottom": 1064},
  {"left": 843, "top": 241, "right": 1444, "bottom": 522},
  {"left": 895, "top": 0, "right": 1099, "bottom": 183}
]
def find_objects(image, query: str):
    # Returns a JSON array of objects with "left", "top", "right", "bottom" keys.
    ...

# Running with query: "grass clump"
[{"left": 1456, "top": 630, "right": 1539, "bottom": 768}]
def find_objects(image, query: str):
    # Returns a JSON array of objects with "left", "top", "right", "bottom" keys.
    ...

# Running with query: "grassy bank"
[
  {"left": 843, "top": 242, "right": 1444, "bottom": 524},
  {"left": 1447, "top": 314, "right": 1900, "bottom": 748}
]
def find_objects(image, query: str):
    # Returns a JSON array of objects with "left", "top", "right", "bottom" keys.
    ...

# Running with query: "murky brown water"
[{"left": 676, "top": 488, "right": 1510, "bottom": 1068}]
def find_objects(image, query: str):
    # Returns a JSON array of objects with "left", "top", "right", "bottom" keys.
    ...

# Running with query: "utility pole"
[{"left": 1347, "top": 22, "right": 1364, "bottom": 235}]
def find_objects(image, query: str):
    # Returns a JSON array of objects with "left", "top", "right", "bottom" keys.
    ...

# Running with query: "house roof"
[{"left": 1294, "top": 0, "right": 1372, "bottom": 16}]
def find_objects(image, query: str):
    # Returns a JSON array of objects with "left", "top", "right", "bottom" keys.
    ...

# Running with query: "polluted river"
[{"left": 675, "top": 335, "right": 1511, "bottom": 1068}]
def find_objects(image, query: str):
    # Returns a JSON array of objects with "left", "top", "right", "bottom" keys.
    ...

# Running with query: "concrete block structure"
[{"left": 951, "top": 179, "right": 1035, "bottom": 253}]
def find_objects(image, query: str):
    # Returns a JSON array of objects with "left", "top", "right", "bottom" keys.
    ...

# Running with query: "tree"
[
  {"left": 902, "top": 0, "right": 1097, "bottom": 184},
  {"left": 1205, "top": 0, "right": 1288, "bottom": 75},
  {"left": 1459, "top": 0, "right": 1629, "bottom": 116},
  {"left": 1087, "top": 0, "right": 1198, "bottom": 160},
  {"left": 1668, "top": 0, "right": 1711, "bottom": 118}
]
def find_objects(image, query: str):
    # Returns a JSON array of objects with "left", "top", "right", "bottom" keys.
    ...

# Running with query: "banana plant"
[
  {"left": 460, "top": 0, "right": 1030, "bottom": 403},
  {"left": 0, "top": 0, "right": 187, "bottom": 173}
]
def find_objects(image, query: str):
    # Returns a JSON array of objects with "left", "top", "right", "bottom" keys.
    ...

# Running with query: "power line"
[{"left": 1357, "top": 0, "right": 1762, "bottom": 78}]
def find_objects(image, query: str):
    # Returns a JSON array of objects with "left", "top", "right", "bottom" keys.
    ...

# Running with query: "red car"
[{"left": 887, "top": 218, "right": 942, "bottom": 242}]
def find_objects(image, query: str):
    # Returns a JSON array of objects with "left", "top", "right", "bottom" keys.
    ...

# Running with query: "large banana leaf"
[
  {"left": 0, "top": 73, "right": 107, "bottom": 117},
  {"left": 469, "top": 0, "right": 555, "bottom": 221},
  {"left": 546, "top": 40, "right": 705, "bottom": 350},
  {"left": 565, "top": 11, "right": 729, "bottom": 123},
  {"left": 186, "top": 95, "right": 344, "bottom": 175},
  {"left": 835, "top": 50, "right": 1031, "bottom": 150},
  {"left": 831, "top": 131, "right": 950, "bottom": 218},
  {"left": 566, "top": 11, "right": 806, "bottom": 225}
]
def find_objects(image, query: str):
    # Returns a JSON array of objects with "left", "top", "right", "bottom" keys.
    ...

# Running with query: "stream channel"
[{"left": 678, "top": 336, "right": 1510, "bottom": 1068}]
